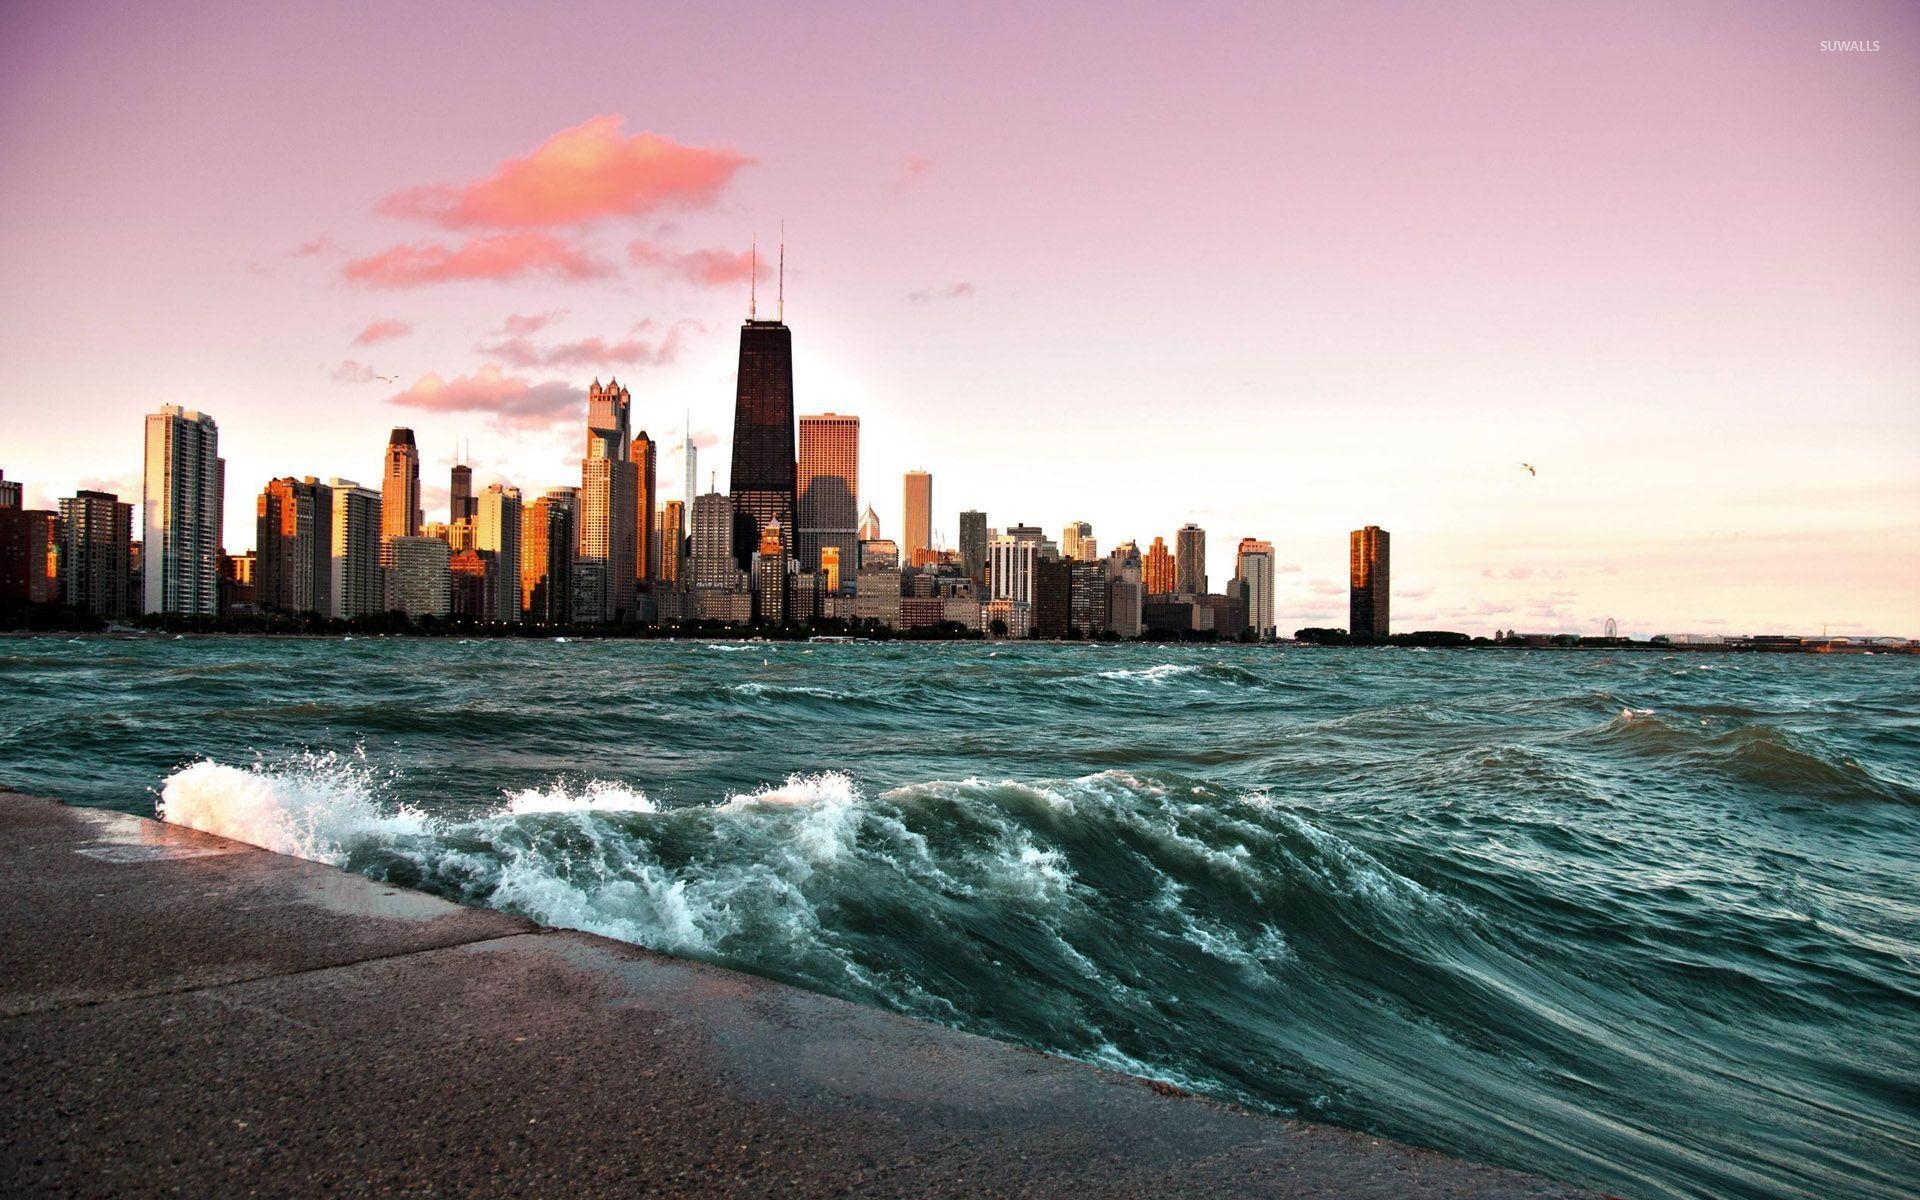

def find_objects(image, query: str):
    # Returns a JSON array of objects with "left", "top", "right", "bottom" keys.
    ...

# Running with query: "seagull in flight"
[
  {"left": 1521, "top": 463, "right": 1537, "bottom": 476},
  {"left": 373, "top": 372, "right": 397, "bottom": 384}
]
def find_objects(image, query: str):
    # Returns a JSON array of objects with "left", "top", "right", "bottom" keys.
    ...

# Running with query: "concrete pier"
[{"left": 0, "top": 790, "right": 1605, "bottom": 1198}]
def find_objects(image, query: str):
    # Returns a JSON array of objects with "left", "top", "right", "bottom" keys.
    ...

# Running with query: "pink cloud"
[
  {"left": 907, "top": 281, "right": 975, "bottom": 303},
  {"left": 379, "top": 116, "right": 751, "bottom": 230},
  {"left": 388, "top": 366, "right": 580, "bottom": 430},
  {"left": 628, "top": 240, "right": 754, "bottom": 285},
  {"left": 497, "top": 310, "right": 568, "bottom": 335},
  {"left": 476, "top": 320, "right": 699, "bottom": 370},
  {"left": 350, "top": 318, "right": 412, "bottom": 346},
  {"left": 291, "top": 235, "right": 337, "bottom": 257},
  {"left": 344, "top": 233, "right": 609, "bottom": 288}
]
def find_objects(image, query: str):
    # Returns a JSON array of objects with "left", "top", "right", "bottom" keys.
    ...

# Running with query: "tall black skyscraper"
[{"left": 728, "top": 246, "right": 796, "bottom": 569}]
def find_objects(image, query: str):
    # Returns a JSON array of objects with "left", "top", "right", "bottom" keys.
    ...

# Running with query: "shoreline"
[
  {"left": 4, "top": 627, "right": 1912, "bottom": 655},
  {"left": 0, "top": 788, "right": 1607, "bottom": 1198}
]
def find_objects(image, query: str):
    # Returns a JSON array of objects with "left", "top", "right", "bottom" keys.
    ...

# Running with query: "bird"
[
  {"left": 1521, "top": 463, "right": 1537, "bottom": 476},
  {"left": 373, "top": 373, "right": 397, "bottom": 384}
]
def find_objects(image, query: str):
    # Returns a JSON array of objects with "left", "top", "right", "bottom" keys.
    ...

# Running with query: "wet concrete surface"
[{"left": 0, "top": 791, "right": 1610, "bottom": 1198}]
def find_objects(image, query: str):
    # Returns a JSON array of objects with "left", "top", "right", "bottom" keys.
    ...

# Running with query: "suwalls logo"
[{"left": 1819, "top": 39, "right": 1881, "bottom": 51}]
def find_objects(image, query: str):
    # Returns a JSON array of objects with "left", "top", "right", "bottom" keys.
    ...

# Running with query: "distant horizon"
[{"left": 3, "top": 1, "right": 1915, "bottom": 637}]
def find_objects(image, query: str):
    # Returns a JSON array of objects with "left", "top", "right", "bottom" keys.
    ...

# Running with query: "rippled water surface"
[{"left": 3, "top": 636, "right": 1916, "bottom": 1199}]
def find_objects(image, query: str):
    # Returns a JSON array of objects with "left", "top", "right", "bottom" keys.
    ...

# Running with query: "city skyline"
[{"left": 2, "top": 2, "right": 1916, "bottom": 636}]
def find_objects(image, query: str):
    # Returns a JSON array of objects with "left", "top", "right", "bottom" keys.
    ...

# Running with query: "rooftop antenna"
[
  {"left": 777, "top": 221, "right": 785, "bottom": 323},
  {"left": 749, "top": 235, "right": 757, "bottom": 320}
]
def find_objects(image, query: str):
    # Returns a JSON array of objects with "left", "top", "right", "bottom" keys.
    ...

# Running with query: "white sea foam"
[
  {"left": 1097, "top": 662, "right": 1199, "bottom": 682},
  {"left": 501, "top": 780, "right": 657, "bottom": 815},
  {"left": 157, "top": 753, "right": 428, "bottom": 864}
]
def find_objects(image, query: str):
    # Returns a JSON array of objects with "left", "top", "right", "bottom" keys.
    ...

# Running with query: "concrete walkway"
[{"left": 0, "top": 790, "right": 1606, "bottom": 1198}]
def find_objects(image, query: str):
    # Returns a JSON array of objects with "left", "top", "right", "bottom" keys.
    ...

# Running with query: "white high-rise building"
[
  {"left": 327, "top": 479, "right": 384, "bottom": 619},
  {"left": 142, "top": 405, "right": 223, "bottom": 615},
  {"left": 477, "top": 484, "right": 523, "bottom": 622},
  {"left": 988, "top": 534, "right": 1038, "bottom": 606},
  {"left": 1234, "top": 538, "right": 1276, "bottom": 641}
]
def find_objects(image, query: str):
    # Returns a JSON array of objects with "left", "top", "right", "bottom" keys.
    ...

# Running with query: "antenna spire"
[
  {"left": 749, "top": 235, "right": 757, "bottom": 320},
  {"left": 777, "top": 221, "right": 785, "bottom": 323}
]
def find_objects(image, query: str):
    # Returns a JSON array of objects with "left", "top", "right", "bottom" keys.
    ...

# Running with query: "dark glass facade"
[
  {"left": 729, "top": 319, "right": 796, "bottom": 566},
  {"left": 1349, "top": 525, "right": 1390, "bottom": 641}
]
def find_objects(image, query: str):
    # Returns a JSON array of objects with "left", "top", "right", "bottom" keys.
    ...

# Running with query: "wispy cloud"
[
  {"left": 496, "top": 310, "right": 568, "bottom": 336},
  {"left": 388, "top": 366, "right": 580, "bottom": 429},
  {"left": 379, "top": 116, "right": 751, "bottom": 230},
  {"left": 345, "top": 233, "right": 609, "bottom": 288},
  {"left": 331, "top": 359, "right": 395, "bottom": 384},
  {"left": 350, "top": 318, "right": 412, "bottom": 347},
  {"left": 291, "top": 235, "right": 337, "bottom": 257},
  {"left": 907, "top": 281, "right": 975, "bottom": 303},
  {"left": 476, "top": 320, "right": 701, "bottom": 370},
  {"left": 628, "top": 240, "right": 754, "bottom": 285}
]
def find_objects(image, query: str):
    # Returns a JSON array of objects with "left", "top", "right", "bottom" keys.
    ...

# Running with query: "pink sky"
[{"left": 2, "top": 0, "right": 1915, "bottom": 635}]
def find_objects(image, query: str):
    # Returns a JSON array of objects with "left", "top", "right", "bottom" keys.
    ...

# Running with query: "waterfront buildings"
[
  {"left": 329, "top": 480, "right": 383, "bottom": 619},
  {"left": 1061, "top": 521, "right": 1094, "bottom": 562},
  {"left": 958, "top": 510, "right": 988, "bottom": 583},
  {"left": 820, "top": 544, "right": 842, "bottom": 593},
  {"left": 754, "top": 520, "right": 788, "bottom": 624},
  {"left": 477, "top": 484, "right": 523, "bottom": 622},
  {"left": 0, "top": 488, "right": 60, "bottom": 606},
  {"left": 255, "top": 477, "right": 331, "bottom": 616},
  {"left": 1175, "top": 523, "right": 1207, "bottom": 595},
  {"left": 1350, "top": 525, "right": 1390, "bottom": 641},
  {"left": 660, "top": 499, "right": 686, "bottom": 586},
  {"left": 59, "top": 490, "right": 133, "bottom": 619},
  {"left": 729, "top": 309, "right": 797, "bottom": 565},
  {"left": 797, "top": 413, "right": 859, "bottom": 576},
  {"left": 450, "top": 460, "right": 474, "bottom": 524},
  {"left": 390, "top": 536, "right": 450, "bottom": 618},
  {"left": 380, "top": 428, "right": 420, "bottom": 569},
  {"left": 1033, "top": 557, "right": 1072, "bottom": 638},
  {"left": 1143, "top": 536, "right": 1175, "bottom": 596},
  {"left": 521, "top": 492, "right": 574, "bottom": 625},
  {"left": 988, "top": 534, "right": 1038, "bottom": 607},
  {"left": 1234, "top": 538, "right": 1276, "bottom": 640},
  {"left": 690, "top": 491, "right": 742, "bottom": 592},
  {"left": 142, "top": 405, "right": 223, "bottom": 615},
  {"left": 634, "top": 429, "right": 658, "bottom": 586},
  {"left": 903, "top": 470, "right": 932, "bottom": 566},
  {"left": 580, "top": 379, "right": 638, "bottom": 622}
]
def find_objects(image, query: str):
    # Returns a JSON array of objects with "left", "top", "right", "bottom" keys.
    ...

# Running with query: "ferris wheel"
[{"left": 1604, "top": 617, "right": 1618, "bottom": 639}]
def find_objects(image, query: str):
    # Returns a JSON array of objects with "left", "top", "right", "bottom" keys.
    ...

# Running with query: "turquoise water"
[{"left": 3, "top": 637, "right": 1916, "bottom": 1199}]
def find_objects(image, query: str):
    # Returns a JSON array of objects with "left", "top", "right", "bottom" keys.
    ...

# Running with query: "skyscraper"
[
  {"left": 0, "top": 471, "right": 19, "bottom": 510},
  {"left": 1350, "top": 525, "right": 1390, "bottom": 641},
  {"left": 634, "top": 429, "right": 658, "bottom": 586},
  {"left": 754, "top": 520, "right": 787, "bottom": 625},
  {"left": 796, "top": 412, "right": 859, "bottom": 576},
  {"left": 690, "top": 490, "right": 740, "bottom": 591},
  {"left": 1175, "top": 523, "right": 1207, "bottom": 595},
  {"left": 328, "top": 479, "right": 383, "bottom": 619},
  {"left": 958, "top": 510, "right": 988, "bottom": 583},
  {"left": 858, "top": 505, "right": 880, "bottom": 543},
  {"left": 1143, "top": 536, "right": 1175, "bottom": 596},
  {"left": 60, "top": 489, "right": 133, "bottom": 620},
  {"left": 450, "top": 460, "right": 475, "bottom": 524},
  {"left": 142, "top": 405, "right": 223, "bottom": 615},
  {"left": 1061, "top": 521, "right": 1094, "bottom": 562},
  {"left": 381, "top": 428, "right": 421, "bottom": 568},
  {"left": 903, "top": 470, "right": 932, "bottom": 566},
  {"left": 659, "top": 499, "right": 686, "bottom": 586},
  {"left": 1234, "top": 538, "right": 1275, "bottom": 640},
  {"left": 255, "top": 477, "right": 331, "bottom": 615},
  {"left": 521, "top": 492, "right": 574, "bottom": 625},
  {"left": 988, "top": 534, "right": 1037, "bottom": 605},
  {"left": 729, "top": 293, "right": 796, "bottom": 566},
  {"left": 477, "top": 484, "right": 523, "bottom": 622},
  {"left": 683, "top": 419, "right": 697, "bottom": 511},
  {"left": 579, "top": 378, "right": 637, "bottom": 622},
  {"left": 390, "top": 536, "right": 451, "bottom": 618}
]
